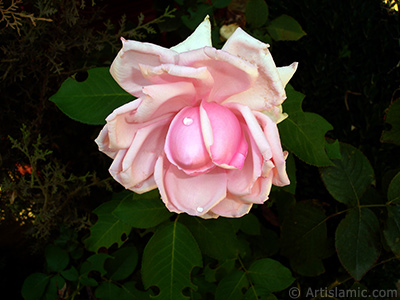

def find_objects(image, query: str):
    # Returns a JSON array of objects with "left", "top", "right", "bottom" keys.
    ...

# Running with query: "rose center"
[{"left": 164, "top": 106, "right": 214, "bottom": 175}]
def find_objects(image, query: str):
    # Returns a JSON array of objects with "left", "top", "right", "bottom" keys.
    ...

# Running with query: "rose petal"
[
  {"left": 114, "top": 117, "right": 171, "bottom": 190},
  {"left": 227, "top": 125, "right": 263, "bottom": 196},
  {"left": 200, "top": 101, "right": 248, "bottom": 169},
  {"left": 222, "top": 28, "right": 288, "bottom": 110},
  {"left": 178, "top": 47, "right": 258, "bottom": 102},
  {"left": 261, "top": 105, "right": 288, "bottom": 124},
  {"left": 170, "top": 16, "right": 212, "bottom": 53},
  {"left": 254, "top": 111, "right": 290, "bottom": 186},
  {"left": 210, "top": 194, "right": 253, "bottom": 218},
  {"left": 165, "top": 106, "right": 215, "bottom": 175},
  {"left": 105, "top": 99, "right": 142, "bottom": 149},
  {"left": 154, "top": 156, "right": 227, "bottom": 216},
  {"left": 228, "top": 103, "right": 272, "bottom": 160},
  {"left": 198, "top": 211, "right": 219, "bottom": 219},
  {"left": 133, "top": 81, "right": 198, "bottom": 122},
  {"left": 277, "top": 62, "right": 298, "bottom": 87},
  {"left": 109, "top": 149, "right": 127, "bottom": 186},
  {"left": 139, "top": 64, "right": 214, "bottom": 100},
  {"left": 110, "top": 38, "right": 178, "bottom": 97},
  {"left": 95, "top": 125, "right": 117, "bottom": 159},
  {"left": 241, "top": 172, "right": 274, "bottom": 204},
  {"left": 129, "top": 176, "right": 157, "bottom": 194}
]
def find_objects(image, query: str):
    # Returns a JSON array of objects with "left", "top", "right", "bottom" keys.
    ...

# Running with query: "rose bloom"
[{"left": 95, "top": 17, "right": 297, "bottom": 218}]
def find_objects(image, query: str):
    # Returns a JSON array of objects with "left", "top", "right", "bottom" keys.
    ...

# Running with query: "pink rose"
[{"left": 95, "top": 17, "right": 297, "bottom": 218}]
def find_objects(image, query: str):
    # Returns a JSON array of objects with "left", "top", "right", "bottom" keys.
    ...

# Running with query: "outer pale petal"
[
  {"left": 154, "top": 156, "right": 227, "bottom": 217},
  {"left": 170, "top": 16, "right": 212, "bottom": 53},
  {"left": 95, "top": 125, "right": 117, "bottom": 159},
  {"left": 105, "top": 81, "right": 194, "bottom": 148},
  {"left": 178, "top": 47, "right": 258, "bottom": 102},
  {"left": 110, "top": 38, "right": 178, "bottom": 97},
  {"left": 139, "top": 64, "right": 214, "bottom": 100},
  {"left": 261, "top": 105, "right": 288, "bottom": 124},
  {"left": 277, "top": 62, "right": 298, "bottom": 87},
  {"left": 130, "top": 176, "right": 157, "bottom": 194},
  {"left": 109, "top": 117, "right": 171, "bottom": 191},
  {"left": 240, "top": 172, "right": 274, "bottom": 204},
  {"left": 222, "top": 28, "right": 287, "bottom": 110},
  {"left": 111, "top": 119, "right": 171, "bottom": 189},
  {"left": 254, "top": 111, "right": 290, "bottom": 186},
  {"left": 132, "top": 81, "right": 198, "bottom": 123},
  {"left": 105, "top": 99, "right": 142, "bottom": 149},
  {"left": 108, "top": 149, "right": 157, "bottom": 194},
  {"left": 210, "top": 194, "right": 253, "bottom": 218}
]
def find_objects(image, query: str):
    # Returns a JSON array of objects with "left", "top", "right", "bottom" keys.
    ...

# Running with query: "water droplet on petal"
[
  {"left": 183, "top": 117, "right": 193, "bottom": 126},
  {"left": 197, "top": 207, "right": 204, "bottom": 213}
]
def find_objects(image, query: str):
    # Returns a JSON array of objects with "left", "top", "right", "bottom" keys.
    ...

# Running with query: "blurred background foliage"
[{"left": 1, "top": 0, "right": 400, "bottom": 299}]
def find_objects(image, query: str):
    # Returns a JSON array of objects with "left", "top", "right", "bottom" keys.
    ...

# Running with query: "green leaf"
[
  {"left": 61, "top": 266, "right": 79, "bottom": 282},
  {"left": 212, "top": 0, "right": 233, "bottom": 9},
  {"left": 96, "top": 282, "right": 122, "bottom": 300},
  {"left": 289, "top": 258, "right": 325, "bottom": 277},
  {"left": 96, "top": 282, "right": 151, "bottom": 300},
  {"left": 283, "top": 84, "right": 304, "bottom": 115},
  {"left": 180, "top": 216, "right": 238, "bottom": 260},
  {"left": 335, "top": 208, "right": 380, "bottom": 280},
  {"left": 81, "top": 253, "right": 112, "bottom": 277},
  {"left": 381, "top": 99, "right": 400, "bottom": 145},
  {"left": 45, "top": 245, "right": 69, "bottom": 273},
  {"left": 21, "top": 273, "right": 50, "bottom": 300},
  {"left": 85, "top": 200, "right": 132, "bottom": 252},
  {"left": 320, "top": 143, "right": 375, "bottom": 207},
  {"left": 246, "top": 0, "right": 269, "bottom": 28},
  {"left": 142, "top": 222, "right": 203, "bottom": 300},
  {"left": 80, "top": 276, "right": 98, "bottom": 287},
  {"left": 204, "top": 259, "right": 236, "bottom": 283},
  {"left": 120, "top": 281, "right": 152, "bottom": 300},
  {"left": 239, "top": 213, "right": 261, "bottom": 236},
  {"left": 105, "top": 246, "right": 138, "bottom": 281},
  {"left": 325, "top": 139, "right": 342, "bottom": 160},
  {"left": 388, "top": 171, "right": 400, "bottom": 204},
  {"left": 215, "top": 270, "right": 248, "bottom": 300},
  {"left": 281, "top": 153, "right": 296, "bottom": 194},
  {"left": 280, "top": 201, "right": 330, "bottom": 276},
  {"left": 267, "top": 14, "right": 306, "bottom": 41},
  {"left": 182, "top": 5, "right": 213, "bottom": 30},
  {"left": 271, "top": 190, "right": 295, "bottom": 224},
  {"left": 245, "top": 289, "right": 278, "bottom": 300},
  {"left": 279, "top": 112, "right": 333, "bottom": 166},
  {"left": 50, "top": 67, "right": 132, "bottom": 125},
  {"left": 280, "top": 85, "right": 333, "bottom": 166},
  {"left": 44, "top": 275, "right": 65, "bottom": 300},
  {"left": 113, "top": 190, "right": 173, "bottom": 229},
  {"left": 248, "top": 258, "right": 294, "bottom": 293},
  {"left": 383, "top": 206, "right": 400, "bottom": 255}
]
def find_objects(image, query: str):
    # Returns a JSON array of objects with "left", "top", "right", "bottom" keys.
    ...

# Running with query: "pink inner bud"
[{"left": 165, "top": 106, "right": 214, "bottom": 175}]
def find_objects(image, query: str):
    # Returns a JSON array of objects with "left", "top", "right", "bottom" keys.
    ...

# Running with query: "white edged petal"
[
  {"left": 170, "top": 16, "right": 212, "bottom": 53},
  {"left": 277, "top": 62, "right": 298, "bottom": 87},
  {"left": 222, "top": 27, "right": 288, "bottom": 110}
]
